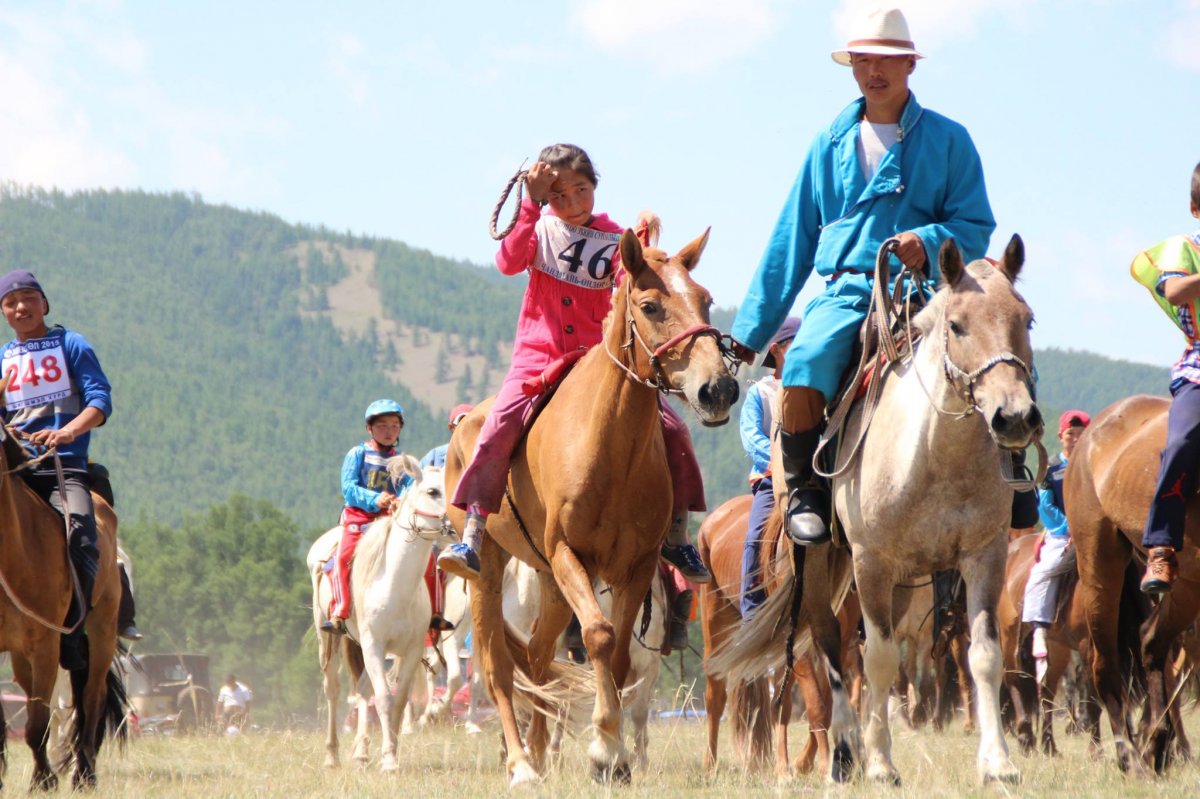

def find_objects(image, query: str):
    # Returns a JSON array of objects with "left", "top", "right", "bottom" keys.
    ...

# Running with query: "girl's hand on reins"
[
  {"left": 526, "top": 161, "right": 556, "bottom": 206},
  {"left": 377, "top": 492, "right": 397, "bottom": 512},
  {"left": 729, "top": 340, "right": 757, "bottom": 365}
]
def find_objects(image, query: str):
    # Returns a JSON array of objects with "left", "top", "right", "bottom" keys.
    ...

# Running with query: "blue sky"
[{"left": 2, "top": 0, "right": 1198, "bottom": 366}]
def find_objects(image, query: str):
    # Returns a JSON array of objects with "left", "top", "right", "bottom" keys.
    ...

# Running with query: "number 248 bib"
[
  {"left": 2, "top": 337, "right": 72, "bottom": 410},
  {"left": 532, "top": 216, "right": 621, "bottom": 290}
]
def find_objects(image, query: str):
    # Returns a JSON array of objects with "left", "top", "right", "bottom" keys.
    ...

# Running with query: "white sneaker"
[{"left": 1031, "top": 626, "right": 1049, "bottom": 659}]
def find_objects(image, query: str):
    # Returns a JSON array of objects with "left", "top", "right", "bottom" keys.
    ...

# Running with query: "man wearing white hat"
[{"left": 730, "top": 8, "right": 996, "bottom": 545}]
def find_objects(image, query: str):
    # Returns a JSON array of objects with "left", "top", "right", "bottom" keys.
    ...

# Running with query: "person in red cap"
[{"left": 1021, "top": 409, "right": 1090, "bottom": 673}]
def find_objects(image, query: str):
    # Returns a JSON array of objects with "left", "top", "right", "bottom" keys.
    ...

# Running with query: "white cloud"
[
  {"left": 573, "top": 0, "right": 780, "bottom": 74},
  {"left": 1162, "top": 1, "right": 1200, "bottom": 71},
  {"left": 328, "top": 33, "right": 371, "bottom": 107}
]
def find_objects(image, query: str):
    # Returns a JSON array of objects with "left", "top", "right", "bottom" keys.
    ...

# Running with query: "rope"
[
  {"left": 489, "top": 164, "right": 529, "bottom": 241},
  {"left": 503, "top": 485, "right": 553, "bottom": 570}
]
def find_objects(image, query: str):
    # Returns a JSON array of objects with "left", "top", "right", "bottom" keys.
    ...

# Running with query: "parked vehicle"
[{"left": 122, "top": 653, "right": 212, "bottom": 734}]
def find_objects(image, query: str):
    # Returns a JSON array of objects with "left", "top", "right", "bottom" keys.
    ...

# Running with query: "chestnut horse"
[
  {"left": 997, "top": 532, "right": 1113, "bottom": 757},
  {"left": 699, "top": 494, "right": 863, "bottom": 778},
  {"left": 711, "top": 237, "right": 1041, "bottom": 785},
  {"left": 1067, "top": 394, "right": 1200, "bottom": 773},
  {"left": 445, "top": 227, "right": 738, "bottom": 787},
  {"left": 0, "top": 429, "right": 126, "bottom": 790}
]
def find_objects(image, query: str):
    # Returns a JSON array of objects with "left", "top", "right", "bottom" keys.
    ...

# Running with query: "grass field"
[{"left": 12, "top": 706, "right": 1200, "bottom": 798}]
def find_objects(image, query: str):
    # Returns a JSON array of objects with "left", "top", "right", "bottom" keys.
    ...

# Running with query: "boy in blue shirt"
[
  {"left": 739, "top": 317, "right": 799, "bottom": 619},
  {"left": 322, "top": 399, "right": 408, "bottom": 634},
  {"left": 0, "top": 270, "right": 113, "bottom": 670}
]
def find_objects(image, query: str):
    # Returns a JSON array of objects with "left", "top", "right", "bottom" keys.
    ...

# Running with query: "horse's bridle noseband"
[
  {"left": 941, "top": 331, "right": 1034, "bottom": 417},
  {"left": 605, "top": 287, "right": 724, "bottom": 395}
]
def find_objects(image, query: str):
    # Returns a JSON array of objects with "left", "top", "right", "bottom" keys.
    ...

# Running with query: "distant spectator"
[{"left": 217, "top": 673, "right": 252, "bottom": 729}]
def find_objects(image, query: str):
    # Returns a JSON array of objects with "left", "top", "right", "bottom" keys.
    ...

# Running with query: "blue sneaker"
[
  {"left": 438, "top": 542, "right": 481, "bottom": 580},
  {"left": 660, "top": 542, "right": 711, "bottom": 584}
]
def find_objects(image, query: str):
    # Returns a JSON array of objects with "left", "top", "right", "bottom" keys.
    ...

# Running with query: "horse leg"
[
  {"left": 1140, "top": 584, "right": 1200, "bottom": 773},
  {"left": 792, "top": 654, "right": 832, "bottom": 777},
  {"left": 952, "top": 630, "right": 975, "bottom": 733},
  {"left": 700, "top": 583, "right": 732, "bottom": 772},
  {"left": 360, "top": 635, "right": 401, "bottom": 772},
  {"left": 319, "top": 632, "right": 342, "bottom": 767},
  {"left": 1166, "top": 645, "right": 1192, "bottom": 762},
  {"left": 13, "top": 650, "right": 58, "bottom": 791},
  {"left": 855, "top": 558, "right": 902, "bottom": 785},
  {"left": 523, "top": 572, "right": 574, "bottom": 774},
  {"left": 1076, "top": 522, "right": 1144, "bottom": 774},
  {"left": 1009, "top": 624, "right": 1039, "bottom": 754},
  {"left": 343, "top": 639, "right": 372, "bottom": 767},
  {"left": 597, "top": 561, "right": 659, "bottom": 784},
  {"left": 960, "top": 541, "right": 1020, "bottom": 784},
  {"left": 472, "top": 544, "right": 538, "bottom": 787},
  {"left": 805, "top": 555, "right": 858, "bottom": 782},
  {"left": 74, "top": 618, "right": 118, "bottom": 788},
  {"left": 1039, "top": 645, "right": 1069, "bottom": 757}
]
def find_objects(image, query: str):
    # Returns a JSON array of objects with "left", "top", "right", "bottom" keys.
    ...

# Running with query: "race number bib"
[
  {"left": 2, "top": 337, "right": 73, "bottom": 410},
  {"left": 532, "top": 216, "right": 621, "bottom": 290}
]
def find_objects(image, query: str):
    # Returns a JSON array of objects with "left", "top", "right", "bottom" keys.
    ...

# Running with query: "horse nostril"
[
  {"left": 1027, "top": 405, "right": 1043, "bottom": 432},
  {"left": 698, "top": 382, "right": 712, "bottom": 406},
  {"left": 724, "top": 376, "right": 740, "bottom": 405},
  {"left": 991, "top": 408, "right": 1009, "bottom": 434}
]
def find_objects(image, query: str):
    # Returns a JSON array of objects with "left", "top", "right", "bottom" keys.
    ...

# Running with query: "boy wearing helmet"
[{"left": 322, "top": 399, "right": 408, "bottom": 634}]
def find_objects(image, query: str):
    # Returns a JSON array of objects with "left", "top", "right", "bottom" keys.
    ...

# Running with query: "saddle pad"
[{"left": 521, "top": 348, "right": 588, "bottom": 398}]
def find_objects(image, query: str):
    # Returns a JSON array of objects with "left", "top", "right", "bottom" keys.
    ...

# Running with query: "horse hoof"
[
  {"left": 465, "top": 721, "right": 483, "bottom": 735},
  {"left": 510, "top": 761, "right": 541, "bottom": 788},
  {"left": 832, "top": 740, "right": 857, "bottom": 783},
  {"left": 866, "top": 764, "right": 900, "bottom": 786},
  {"left": 323, "top": 754, "right": 339, "bottom": 769},
  {"left": 591, "top": 761, "right": 631, "bottom": 785},
  {"left": 982, "top": 764, "right": 1021, "bottom": 785}
]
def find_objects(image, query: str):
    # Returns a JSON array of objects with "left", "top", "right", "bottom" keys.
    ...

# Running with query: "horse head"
[
  {"left": 925, "top": 235, "right": 1043, "bottom": 449},
  {"left": 612, "top": 227, "right": 740, "bottom": 426},
  {"left": 387, "top": 456, "right": 455, "bottom": 544}
]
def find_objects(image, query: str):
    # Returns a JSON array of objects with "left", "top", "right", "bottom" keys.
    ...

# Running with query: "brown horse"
[
  {"left": 699, "top": 485, "right": 862, "bottom": 781},
  {"left": 445, "top": 227, "right": 738, "bottom": 787},
  {"left": 998, "top": 533, "right": 1110, "bottom": 757},
  {"left": 0, "top": 430, "right": 126, "bottom": 790},
  {"left": 1067, "top": 394, "right": 1200, "bottom": 773}
]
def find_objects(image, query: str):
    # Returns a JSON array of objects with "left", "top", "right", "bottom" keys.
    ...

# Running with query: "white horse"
[
  {"left": 501, "top": 559, "right": 667, "bottom": 770},
  {"left": 308, "top": 455, "right": 455, "bottom": 771},
  {"left": 714, "top": 237, "right": 1041, "bottom": 785}
]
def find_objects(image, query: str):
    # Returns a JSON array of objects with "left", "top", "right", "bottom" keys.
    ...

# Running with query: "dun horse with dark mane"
[{"left": 445, "top": 227, "right": 738, "bottom": 787}]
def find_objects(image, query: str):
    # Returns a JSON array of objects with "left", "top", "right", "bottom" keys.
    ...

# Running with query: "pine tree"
[
  {"left": 435, "top": 339, "right": 450, "bottom": 383},
  {"left": 457, "top": 364, "right": 474, "bottom": 402}
]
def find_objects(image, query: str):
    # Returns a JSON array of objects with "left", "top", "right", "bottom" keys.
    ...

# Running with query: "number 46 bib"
[
  {"left": 532, "top": 216, "right": 621, "bottom": 290},
  {"left": 2, "top": 336, "right": 72, "bottom": 410}
]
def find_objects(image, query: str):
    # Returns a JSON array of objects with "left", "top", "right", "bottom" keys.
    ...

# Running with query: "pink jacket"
[{"left": 497, "top": 198, "right": 623, "bottom": 372}]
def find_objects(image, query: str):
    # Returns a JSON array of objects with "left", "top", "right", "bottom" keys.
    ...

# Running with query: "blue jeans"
[
  {"left": 1142, "top": 380, "right": 1200, "bottom": 550},
  {"left": 740, "top": 477, "right": 774, "bottom": 619}
]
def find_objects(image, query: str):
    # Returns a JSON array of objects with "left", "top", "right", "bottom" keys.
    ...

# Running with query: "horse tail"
[
  {"left": 728, "top": 677, "right": 773, "bottom": 770},
  {"left": 0, "top": 687, "right": 7, "bottom": 782},
  {"left": 503, "top": 621, "right": 595, "bottom": 731},
  {"left": 1117, "top": 555, "right": 1150, "bottom": 700},
  {"left": 56, "top": 660, "right": 129, "bottom": 774}
]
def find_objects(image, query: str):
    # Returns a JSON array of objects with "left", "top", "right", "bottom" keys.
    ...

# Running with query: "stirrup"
[
  {"left": 319, "top": 618, "right": 346, "bottom": 635},
  {"left": 786, "top": 488, "right": 831, "bottom": 546}
]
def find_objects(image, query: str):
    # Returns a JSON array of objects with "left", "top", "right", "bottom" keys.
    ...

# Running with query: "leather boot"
[
  {"left": 780, "top": 428, "right": 831, "bottom": 545},
  {"left": 669, "top": 589, "right": 694, "bottom": 651}
]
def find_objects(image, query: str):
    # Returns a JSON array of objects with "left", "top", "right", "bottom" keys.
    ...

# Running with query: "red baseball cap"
[
  {"left": 1058, "top": 409, "right": 1090, "bottom": 435},
  {"left": 448, "top": 403, "right": 474, "bottom": 428}
]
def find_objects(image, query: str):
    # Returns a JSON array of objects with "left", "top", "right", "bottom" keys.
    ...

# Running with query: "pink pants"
[
  {"left": 331, "top": 507, "right": 377, "bottom": 619},
  {"left": 451, "top": 368, "right": 706, "bottom": 516}
]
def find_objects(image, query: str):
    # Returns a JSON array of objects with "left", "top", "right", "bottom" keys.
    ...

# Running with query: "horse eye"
[
  {"left": 948, "top": 320, "right": 964, "bottom": 336},
  {"left": 640, "top": 302, "right": 659, "bottom": 316}
]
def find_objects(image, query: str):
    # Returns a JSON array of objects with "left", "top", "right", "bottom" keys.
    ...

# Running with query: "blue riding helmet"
[{"left": 364, "top": 399, "right": 405, "bottom": 425}]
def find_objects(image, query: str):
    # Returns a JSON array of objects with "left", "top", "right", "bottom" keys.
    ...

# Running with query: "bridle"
[
  {"left": 603, "top": 283, "right": 725, "bottom": 395},
  {"left": 941, "top": 333, "right": 1034, "bottom": 418}
]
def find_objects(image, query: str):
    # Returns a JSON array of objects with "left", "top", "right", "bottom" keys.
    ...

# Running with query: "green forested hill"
[{"left": 0, "top": 187, "right": 1173, "bottom": 531}]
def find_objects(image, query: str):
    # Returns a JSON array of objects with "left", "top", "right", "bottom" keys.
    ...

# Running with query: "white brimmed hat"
[{"left": 831, "top": 8, "right": 924, "bottom": 66}]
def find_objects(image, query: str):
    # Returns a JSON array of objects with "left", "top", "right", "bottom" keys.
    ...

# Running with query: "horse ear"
[
  {"left": 938, "top": 238, "right": 964, "bottom": 287},
  {"left": 674, "top": 227, "right": 711, "bottom": 272},
  {"left": 620, "top": 229, "right": 646, "bottom": 280},
  {"left": 997, "top": 234, "right": 1025, "bottom": 282}
]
